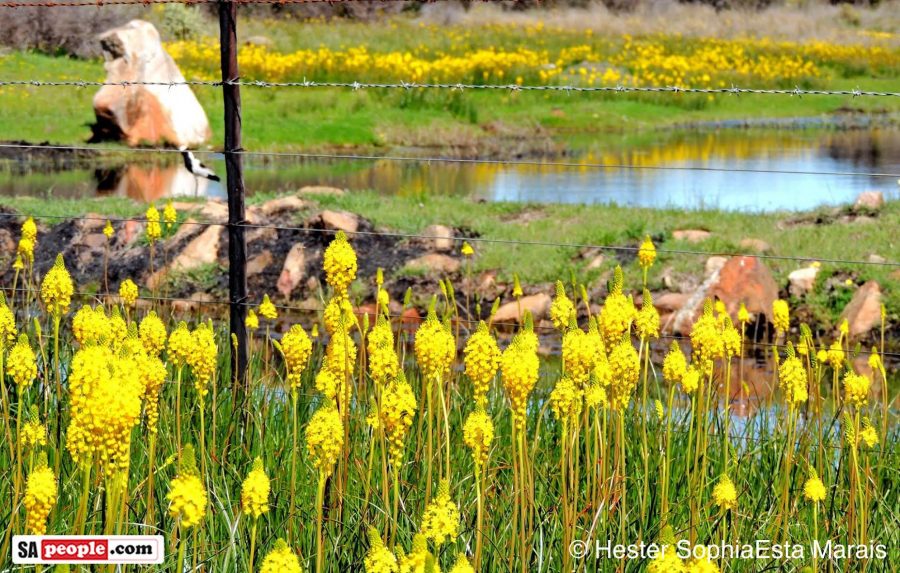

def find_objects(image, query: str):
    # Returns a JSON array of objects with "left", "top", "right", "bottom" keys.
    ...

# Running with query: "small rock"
[
  {"left": 854, "top": 191, "right": 884, "bottom": 210},
  {"left": 0, "top": 229, "right": 14, "bottom": 253},
  {"left": 740, "top": 238, "right": 771, "bottom": 253},
  {"left": 277, "top": 243, "right": 307, "bottom": 298},
  {"left": 673, "top": 229, "right": 711, "bottom": 243},
  {"left": 492, "top": 293, "right": 552, "bottom": 324},
  {"left": 585, "top": 254, "right": 605, "bottom": 270},
  {"left": 80, "top": 233, "right": 108, "bottom": 250},
  {"left": 405, "top": 254, "right": 461, "bottom": 274},
  {"left": 839, "top": 281, "right": 882, "bottom": 338},
  {"left": 260, "top": 195, "right": 306, "bottom": 217},
  {"left": 317, "top": 210, "right": 359, "bottom": 233},
  {"left": 169, "top": 217, "right": 200, "bottom": 245},
  {"left": 78, "top": 213, "right": 106, "bottom": 232},
  {"left": 200, "top": 200, "right": 228, "bottom": 223},
  {"left": 246, "top": 250, "right": 273, "bottom": 277},
  {"left": 246, "top": 225, "right": 277, "bottom": 245},
  {"left": 170, "top": 225, "right": 221, "bottom": 272},
  {"left": 705, "top": 256, "right": 728, "bottom": 277},
  {"left": 299, "top": 185, "right": 345, "bottom": 197},
  {"left": 654, "top": 292, "right": 689, "bottom": 312},
  {"left": 788, "top": 266, "right": 819, "bottom": 297},
  {"left": 708, "top": 256, "right": 779, "bottom": 324},
  {"left": 868, "top": 254, "right": 886, "bottom": 264},
  {"left": 661, "top": 268, "right": 699, "bottom": 293},
  {"left": 119, "top": 220, "right": 144, "bottom": 246},
  {"left": 423, "top": 224, "right": 455, "bottom": 252}
]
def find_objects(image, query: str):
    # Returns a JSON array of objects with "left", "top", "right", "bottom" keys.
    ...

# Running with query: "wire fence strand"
[{"left": 1, "top": 78, "right": 898, "bottom": 98}]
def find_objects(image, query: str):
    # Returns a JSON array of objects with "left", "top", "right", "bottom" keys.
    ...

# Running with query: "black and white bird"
[{"left": 179, "top": 146, "right": 220, "bottom": 182}]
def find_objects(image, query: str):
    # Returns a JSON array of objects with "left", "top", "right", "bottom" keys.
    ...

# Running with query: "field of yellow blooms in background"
[
  {"left": 166, "top": 21, "right": 898, "bottom": 90},
  {"left": 0, "top": 207, "right": 896, "bottom": 572}
]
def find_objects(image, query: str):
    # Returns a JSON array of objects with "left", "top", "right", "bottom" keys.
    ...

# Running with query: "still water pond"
[{"left": 2, "top": 126, "right": 898, "bottom": 211}]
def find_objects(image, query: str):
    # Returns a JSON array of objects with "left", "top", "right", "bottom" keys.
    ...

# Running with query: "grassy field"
[
  {"left": 1, "top": 12, "right": 898, "bottom": 153},
  {"left": 0, "top": 219, "right": 896, "bottom": 572}
]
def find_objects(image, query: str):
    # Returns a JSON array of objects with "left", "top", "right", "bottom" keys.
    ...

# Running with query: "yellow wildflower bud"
[
  {"left": 163, "top": 200, "right": 177, "bottom": 227},
  {"left": 187, "top": 323, "right": 217, "bottom": 399},
  {"left": 24, "top": 455, "right": 56, "bottom": 535},
  {"left": 365, "top": 527, "right": 398, "bottom": 573},
  {"left": 779, "top": 346, "right": 808, "bottom": 406},
  {"left": 608, "top": 338, "right": 639, "bottom": 410},
  {"left": 681, "top": 366, "right": 700, "bottom": 395},
  {"left": 772, "top": 299, "right": 789, "bottom": 333},
  {"left": 323, "top": 231, "right": 358, "bottom": 293},
  {"left": 17, "top": 237, "right": 34, "bottom": 264},
  {"left": 663, "top": 341, "right": 687, "bottom": 385},
  {"left": 449, "top": 553, "right": 475, "bottom": 573},
  {"left": 103, "top": 220, "right": 114, "bottom": 239},
  {"left": 463, "top": 404, "right": 493, "bottom": 469},
  {"left": 737, "top": 302, "right": 750, "bottom": 324},
  {"left": 258, "top": 294, "right": 278, "bottom": 321},
  {"left": 0, "top": 299, "right": 15, "bottom": 349},
  {"left": 414, "top": 305, "right": 455, "bottom": 381},
  {"left": 550, "top": 375, "right": 582, "bottom": 424},
  {"left": 119, "top": 279, "right": 138, "bottom": 309},
  {"left": 260, "top": 539, "right": 302, "bottom": 573},
  {"left": 636, "top": 289, "right": 660, "bottom": 340},
  {"left": 420, "top": 479, "right": 459, "bottom": 546},
  {"left": 803, "top": 469, "right": 827, "bottom": 503},
  {"left": 281, "top": 324, "right": 313, "bottom": 389},
  {"left": 712, "top": 474, "right": 738, "bottom": 511},
  {"left": 7, "top": 334, "right": 37, "bottom": 388},
  {"left": 22, "top": 216, "right": 37, "bottom": 242},
  {"left": 381, "top": 374, "right": 417, "bottom": 468},
  {"left": 13, "top": 254, "right": 24, "bottom": 271},
  {"left": 638, "top": 235, "right": 656, "bottom": 270},
  {"left": 167, "top": 445, "right": 207, "bottom": 528},
  {"left": 512, "top": 273, "right": 523, "bottom": 298},
  {"left": 843, "top": 371, "right": 870, "bottom": 407},
  {"left": 562, "top": 326, "right": 596, "bottom": 385},
  {"left": 461, "top": 241, "right": 474, "bottom": 257},
  {"left": 306, "top": 404, "right": 343, "bottom": 477},
  {"left": 599, "top": 267, "right": 636, "bottom": 345},
  {"left": 859, "top": 418, "right": 878, "bottom": 448},
  {"left": 168, "top": 321, "right": 192, "bottom": 367},
  {"left": 550, "top": 281, "right": 575, "bottom": 330},
  {"left": 368, "top": 317, "right": 399, "bottom": 385},
  {"left": 464, "top": 321, "right": 500, "bottom": 404},
  {"left": 501, "top": 333, "right": 540, "bottom": 433},
  {"left": 145, "top": 205, "right": 161, "bottom": 244},
  {"left": 139, "top": 311, "right": 167, "bottom": 356},
  {"left": 241, "top": 457, "right": 270, "bottom": 519},
  {"left": 40, "top": 254, "right": 73, "bottom": 316},
  {"left": 246, "top": 309, "right": 259, "bottom": 331}
]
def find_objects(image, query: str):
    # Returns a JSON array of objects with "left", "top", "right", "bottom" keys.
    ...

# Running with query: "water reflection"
[{"left": 1, "top": 126, "right": 898, "bottom": 211}]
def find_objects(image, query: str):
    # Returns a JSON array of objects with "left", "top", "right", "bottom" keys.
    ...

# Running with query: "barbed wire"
[
  {"left": 5, "top": 287, "right": 897, "bottom": 358},
  {"left": 1, "top": 78, "right": 898, "bottom": 98},
  {"left": 3, "top": 142, "right": 899, "bottom": 179},
  {"left": 0, "top": 211, "right": 896, "bottom": 268}
]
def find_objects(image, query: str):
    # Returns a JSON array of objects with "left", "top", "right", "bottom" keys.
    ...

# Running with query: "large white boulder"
[{"left": 92, "top": 20, "right": 211, "bottom": 148}]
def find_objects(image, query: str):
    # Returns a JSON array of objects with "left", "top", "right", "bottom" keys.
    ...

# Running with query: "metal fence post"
[{"left": 218, "top": 0, "right": 248, "bottom": 390}]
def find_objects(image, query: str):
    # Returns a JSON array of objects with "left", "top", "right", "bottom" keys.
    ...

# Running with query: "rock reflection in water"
[{"left": 96, "top": 163, "right": 224, "bottom": 202}]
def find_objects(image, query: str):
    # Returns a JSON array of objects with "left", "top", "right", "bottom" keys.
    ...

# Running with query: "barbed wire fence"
[{"left": 1, "top": 0, "right": 899, "bottom": 385}]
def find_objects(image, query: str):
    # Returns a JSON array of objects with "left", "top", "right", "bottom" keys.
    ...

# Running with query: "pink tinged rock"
[
  {"left": 170, "top": 225, "right": 221, "bottom": 271},
  {"left": 93, "top": 20, "right": 211, "bottom": 148},
  {"left": 854, "top": 191, "right": 884, "bottom": 210},
  {"left": 492, "top": 293, "right": 552, "bottom": 324},
  {"left": 277, "top": 243, "right": 306, "bottom": 298},
  {"left": 839, "top": 281, "right": 882, "bottom": 338},
  {"left": 423, "top": 224, "right": 455, "bottom": 252},
  {"left": 708, "top": 256, "right": 779, "bottom": 324},
  {"left": 260, "top": 196, "right": 306, "bottom": 217},
  {"left": 318, "top": 210, "right": 359, "bottom": 233},
  {"left": 246, "top": 250, "right": 273, "bottom": 277}
]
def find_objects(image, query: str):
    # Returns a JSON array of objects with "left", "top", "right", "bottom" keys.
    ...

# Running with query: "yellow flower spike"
[
  {"left": 803, "top": 469, "right": 827, "bottom": 503},
  {"left": 772, "top": 299, "right": 790, "bottom": 333},
  {"left": 314, "top": 367, "right": 339, "bottom": 402},
  {"left": 167, "top": 444, "right": 206, "bottom": 528},
  {"left": 145, "top": 205, "right": 161, "bottom": 244},
  {"left": 550, "top": 280, "right": 575, "bottom": 331},
  {"left": 419, "top": 479, "right": 460, "bottom": 546},
  {"left": 0, "top": 297, "right": 17, "bottom": 349},
  {"left": 22, "top": 216, "right": 37, "bottom": 242},
  {"left": 24, "top": 453, "right": 56, "bottom": 535},
  {"left": 241, "top": 457, "right": 271, "bottom": 519},
  {"left": 311, "top": 323, "right": 319, "bottom": 339},
  {"left": 163, "top": 200, "right": 177, "bottom": 228},
  {"left": 463, "top": 404, "right": 493, "bottom": 469},
  {"left": 306, "top": 404, "right": 343, "bottom": 478},
  {"left": 380, "top": 374, "right": 417, "bottom": 468},
  {"left": 712, "top": 474, "right": 738, "bottom": 511},
  {"left": 40, "top": 254, "right": 74, "bottom": 317},
  {"left": 21, "top": 405, "right": 47, "bottom": 449},
  {"left": 463, "top": 325, "right": 502, "bottom": 399},
  {"left": 8, "top": 334, "right": 38, "bottom": 388},
  {"left": 680, "top": 366, "right": 701, "bottom": 395},
  {"left": 119, "top": 278, "right": 138, "bottom": 309},
  {"left": 139, "top": 311, "right": 167, "bottom": 356},
  {"left": 737, "top": 302, "right": 750, "bottom": 324},
  {"left": 826, "top": 340, "right": 844, "bottom": 368},
  {"left": 550, "top": 375, "right": 583, "bottom": 424},
  {"left": 562, "top": 326, "right": 595, "bottom": 385},
  {"left": 258, "top": 294, "right": 278, "bottom": 321},
  {"left": 779, "top": 343, "right": 808, "bottom": 406},
  {"left": 654, "top": 399, "right": 664, "bottom": 421},
  {"left": 599, "top": 266, "right": 636, "bottom": 346},
  {"left": 414, "top": 302, "right": 455, "bottom": 381},
  {"left": 648, "top": 545, "right": 686, "bottom": 573},
  {"left": 376, "top": 267, "right": 384, "bottom": 288},
  {"left": 663, "top": 341, "right": 687, "bottom": 385},
  {"left": 843, "top": 371, "right": 871, "bottom": 407},
  {"left": 364, "top": 527, "right": 398, "bottom": 573},
  {"left": 281, "top": 324, "right": 313, "bottom": 389},
  {"left": 17, "top": 237, "right": 35, "bottom": 265},
  {"left": 368, "top": 316, "right": 399, "bottom": 385},
  {"left": 139, "top": 353, "right": 167, "bottom": 434},
  {"left": 608, "top": 337, "right": 640, "bottom": 410},
  {"left": 12, "top": 254, "right": 24, "bottom": 271},
  {"left": 501, "top": 333, "right": 540, "bottom": 433},
  {"left": 449, "top": 553, "right": 475, "bottom": 573},
  {"left": 839, "top": 318, "right": 849, "bottom": 337},
  {"left": 690, "top": 299, "right": 724, "bottom": 367},
  {"left": 259, "top": 539, "right": 302, "bottom": 573},
  {"left": 323, "top": 230, "right": 358, "bottom": 293},
  {"left": 103, "top": 220, "right": 114, "bottom": 239},
  {"left": 168, "top": 321, "right": 193, "bottom": 368},
  {"left": 636, "top": 289, "right": 660, "bottom": 340},
  {"left": 461, "top": 241, "right": 474, "bottom": 257},
  {"left": 512, "top": 273, "right": 523, "bottom": 298},
  {"left": 186, "top": 323, "right": 217, "bottom": 399},
  {"left": 637, "top": 235, "right": 656, "bottom": 270},
  {"left": 859, "top": 418, "right": 879, "bottom": 448}
]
